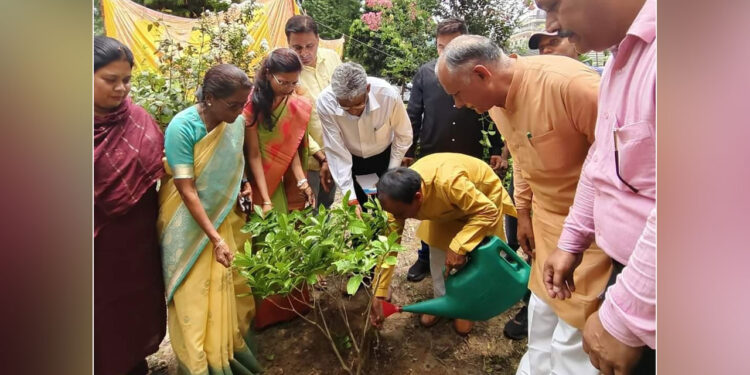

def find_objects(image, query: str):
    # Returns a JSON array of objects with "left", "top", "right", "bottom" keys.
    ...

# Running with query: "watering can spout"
[{"left": 400, "top": 295, "right": 456, "bottom": 316}]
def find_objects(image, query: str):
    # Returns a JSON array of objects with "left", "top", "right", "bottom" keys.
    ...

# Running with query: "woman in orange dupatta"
[
  {"left": 243, "top": 48, "right": 316, "bottom": 329},
  {"left": 244, "top": 48, "right": 315, "bottom": 214}
]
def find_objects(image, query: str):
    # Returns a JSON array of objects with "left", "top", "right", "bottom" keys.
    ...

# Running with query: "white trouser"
[
  {"left": 516, "top": 293, "right": 598, "bottom": 375},
  {"left": 428, "top": 246, "right": 447, "bottom": 297}
]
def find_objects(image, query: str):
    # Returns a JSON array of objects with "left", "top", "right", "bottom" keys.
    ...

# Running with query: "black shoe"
[
  {"left": 406, "top": 259, "right": 430, "bottom": 282},
  {"left": 503, "top": 305, "right": 528, "bottom": 340}
]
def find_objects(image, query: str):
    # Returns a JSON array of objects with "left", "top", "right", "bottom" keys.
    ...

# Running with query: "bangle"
[
  {"left": 296, "top": 178, "right": 308, "bottom": 188},
  {"left": 262, "top": 201, "right": 272, "bottom": 206},
  {"left": 348, "top": 199, "right": 359, "bottom": 206}
]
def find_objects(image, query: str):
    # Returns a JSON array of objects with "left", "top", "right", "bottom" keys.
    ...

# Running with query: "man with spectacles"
[
  {"left": 285, "top": 15, "right": 342, "bottom": 212},
  {"left": 317, "top": 62, "right": 412, "bottom": 217},
  {"left": 538, "top": 0, "right": 656, "bottom": 373},
  {"left": 436, "top": 35, "right": 610, "bottom": 375}
]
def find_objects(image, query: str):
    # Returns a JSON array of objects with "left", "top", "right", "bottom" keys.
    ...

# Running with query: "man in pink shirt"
[{"left": 536, "top": 0, "right": 656, "bottom": 374}]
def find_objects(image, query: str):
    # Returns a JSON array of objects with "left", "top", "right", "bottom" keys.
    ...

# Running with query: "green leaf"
[
  {"left": 307, "top": 274, "right": 318, "bottom": 286},
  {"left": 349, "top": 220, "right": 368, "bottom": 235},
  {"left": 346, "top": 275, "right": 363, "bottom": 295},
  {"left": 384, "top": 256, "right": 398, "bottom": 266},
  {"left": 253, "top": 204, "right": 264, "bottom": 218}
]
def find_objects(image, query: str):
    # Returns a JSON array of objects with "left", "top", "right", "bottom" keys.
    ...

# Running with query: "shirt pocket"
[
  {"left": 615, "top": 120, "right": 655, "bottom": 194},
  {"left": 528, "top": 128, "right": 576, "bottom": 172}
]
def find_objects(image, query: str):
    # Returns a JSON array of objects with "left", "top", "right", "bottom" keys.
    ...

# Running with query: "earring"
[{"left": 207, "top": 102, "right": 212, "bottom": 107}]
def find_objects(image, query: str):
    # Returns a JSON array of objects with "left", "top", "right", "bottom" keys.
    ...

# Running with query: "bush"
[
  {"left": 235, "top": 195, "right": 403, "bottom": 374},
  {"left": 130, "top": 1, "right": 268, "bottom": 128}
]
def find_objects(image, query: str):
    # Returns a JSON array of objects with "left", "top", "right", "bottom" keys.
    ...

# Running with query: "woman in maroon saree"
[{"left": 94, "top": 36, "right": 166, "bottom": 375}]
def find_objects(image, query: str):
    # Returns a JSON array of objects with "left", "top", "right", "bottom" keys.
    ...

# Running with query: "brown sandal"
[{"left": 420, "top": 314, "right": 441, "bottom": 328}]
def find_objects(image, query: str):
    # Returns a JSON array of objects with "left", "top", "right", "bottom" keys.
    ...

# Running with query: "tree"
[
  {"left": 129, "top": 2, "right": 268, "bottom": 128},
  {"left": 345, "top": 0, "right": 438, "bottom": 87},
  {"left": 436, "top": 0, "right": 525, "bottom": 50},
  {"left": 94, "top": 0, "right": 105, "bottom": 36},
  {"left": 301, "top": 0, "right": 362, "bottom": 39}
]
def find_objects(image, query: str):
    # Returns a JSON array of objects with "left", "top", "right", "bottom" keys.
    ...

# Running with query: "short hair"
[
  {"left": 376, "top": 168, "right": 422, "bottom": 204},
  {"left": 331, "top": 62, "right": 368, "bottom": 101},
  {"left": 285, "top": 15, "right": 318, "bottom": 38},
  {"left": 94, "top": 36, "right": 134, "bottom": 72},
  {"left": 439, "top": 34, "right": 507, "bottom": 73},
  {"left": 437, "top": 18, "right": 468, "bottom": 36},
  {"left": 197, "top": 64, "right": 252, "bottom": 102}
]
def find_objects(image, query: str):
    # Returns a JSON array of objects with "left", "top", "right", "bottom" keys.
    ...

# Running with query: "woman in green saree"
[
  {"left": 157, "top": 64, "right": 262, "bottom": 374},
  {"left": 243, "top": 48, "right": 315, "bottom": 214}
]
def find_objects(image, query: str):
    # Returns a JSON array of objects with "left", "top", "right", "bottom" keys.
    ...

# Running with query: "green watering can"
[{"left": 381, "top": 236, "right": 530, "bottom": 321}]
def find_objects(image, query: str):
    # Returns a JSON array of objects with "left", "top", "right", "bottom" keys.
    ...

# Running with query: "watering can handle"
[{"left": 497, "top": 238, "right": 527, "bottom": 271}]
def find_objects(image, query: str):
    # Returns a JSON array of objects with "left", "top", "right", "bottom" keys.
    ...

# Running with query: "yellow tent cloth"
[{"left": 102, "top": 0, "right": 344, "bottom": 71}]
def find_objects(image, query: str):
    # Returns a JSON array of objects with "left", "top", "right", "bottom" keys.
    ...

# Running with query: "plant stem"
[
  {"left": 266, "top": 296, "right": 352, "bottom": 373},
  {"left": 314, "top": 293, "right": 352, "bottom": 374}
]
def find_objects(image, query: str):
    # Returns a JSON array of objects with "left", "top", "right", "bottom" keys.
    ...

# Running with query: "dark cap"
[{"left": 528, "top": 31, "right": 559, "bottom": 50}]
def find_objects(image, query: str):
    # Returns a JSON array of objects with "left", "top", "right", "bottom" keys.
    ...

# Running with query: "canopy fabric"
[{"left": 102, "top": 0, "right": 344, "bottom": 71}]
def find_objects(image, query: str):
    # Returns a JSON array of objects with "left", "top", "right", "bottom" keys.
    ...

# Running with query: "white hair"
[
  {"left": 331, "top": 62, "right": 368, "bottom": 101},
  {"left": 437, "top": 34, "right": 508, "bottom": 75}
]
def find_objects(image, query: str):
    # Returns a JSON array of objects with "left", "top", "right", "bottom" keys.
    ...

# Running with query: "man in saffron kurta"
[
  {"left": 436, "top": 35, "right": 612, "bottom": 374},
  {"left": 372, "top": 153, "right": 517, "bottom": 335}
]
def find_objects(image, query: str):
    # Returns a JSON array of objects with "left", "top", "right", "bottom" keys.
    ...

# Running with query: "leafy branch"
[{"left": 234, "top": 194, "right": 403, "bottom": 374}]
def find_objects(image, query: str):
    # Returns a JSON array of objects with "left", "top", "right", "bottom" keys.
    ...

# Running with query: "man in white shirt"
[{"left": 318, "top": 62, "right": 413, "bottom": 215}]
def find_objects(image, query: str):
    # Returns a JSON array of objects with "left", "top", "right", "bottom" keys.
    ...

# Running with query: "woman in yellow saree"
[
  {"left": 157, "top": 64, "right": 262, "bottom": 375},
  {"left": 243, "top": 48, "right": 315, "bottom": 214}
]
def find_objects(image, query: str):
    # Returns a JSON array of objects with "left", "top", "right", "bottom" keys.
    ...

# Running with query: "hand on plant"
[
  {"left": 369, "top": 296, "right": 386, "bottom": 328},
  {"left": 212, "top": 237, "right": 234, "bottom": 268},
  {"left": 300, "top": 182, "right": 316, "bottom": 207},
  {"left": 237, "top": 181, "right": 252, "bottom": 214},
  {"left": 517, "top": 209, "right": 536, "bottom": 260},
  {"left": 582, "top": 310, "right": 644, "bottom": 374},
  {"left": 443, "top": 250, "right": 467, "bottom": 279},
  {"left": 543, "top": 248, "right": 582, "bottom": 300},
  {"left": 319, "top": 161, "right": 333, "bottom": 192},
  {"left": 354, "top": 204, "right": 363, "bottom": 220},
  {"left": 260, "top": 202, "right": 274, "bottom": 214},
  {"left": 401, "top": 156, "right": 414, "bottom": 167}
]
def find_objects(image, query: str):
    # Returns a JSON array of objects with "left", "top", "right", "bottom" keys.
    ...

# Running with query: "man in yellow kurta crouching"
[{"left": 370, "top": 152, "right": 517, "bottom": 335}]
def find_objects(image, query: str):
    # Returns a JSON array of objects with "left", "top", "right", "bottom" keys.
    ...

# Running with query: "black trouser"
[
  {"left": 603, "top": 261, "right": 656, "bottom": 374},
  {"left": 351, "top": 146, "right": 391, "bottom": 209},
  {"left": 505, "top": 170, "right": 528, "bottom": 305},
  {"left": 504, "top": 171, "right": 519, "bottom": 249}
]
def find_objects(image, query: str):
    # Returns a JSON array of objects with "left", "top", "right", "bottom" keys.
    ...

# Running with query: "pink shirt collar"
[{"left": 611, "top": 0, "right": 656, "bottom": 69}]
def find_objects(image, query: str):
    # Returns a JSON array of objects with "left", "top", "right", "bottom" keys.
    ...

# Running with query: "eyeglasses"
[
  {"left": 220, "top": 97, "right": 250, "bottom": 112},
  {"left": 339, "top": 96, "right": 367, "bottom": 111},
  {"left": 613, "top": 128, "right": 639, "bottom": 194},
  {"left": 272, "top": 74, "right": 300, "bottom": 88}
]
